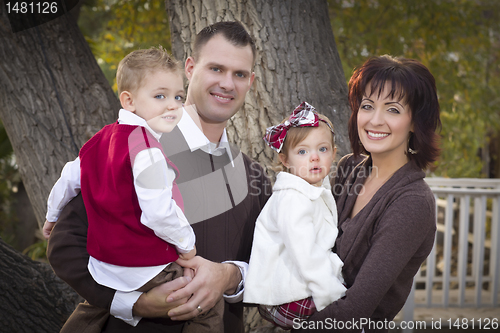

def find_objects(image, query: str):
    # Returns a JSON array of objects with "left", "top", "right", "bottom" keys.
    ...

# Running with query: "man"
[{"left": 47, "top": 21, "right": 271, "bottom": 333}]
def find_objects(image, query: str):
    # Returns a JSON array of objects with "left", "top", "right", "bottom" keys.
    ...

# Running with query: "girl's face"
[
  {"left": 279, "top": 125, "right": 336, "bottom": 187},
  {"left": 357, "top": 82, "right": 413, "bottom": 162}
]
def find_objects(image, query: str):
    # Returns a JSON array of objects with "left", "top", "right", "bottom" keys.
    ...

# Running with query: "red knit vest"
[{"left": 80, "top": 122, "right": 182, "bottom": 267}]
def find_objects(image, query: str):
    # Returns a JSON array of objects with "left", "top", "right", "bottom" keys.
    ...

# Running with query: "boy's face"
[
  {"left": 131, "top": 70, "right": 185, "bottom": 133},
  {"left": 184, "top": 34, "right": 255, "bottom": 126}
]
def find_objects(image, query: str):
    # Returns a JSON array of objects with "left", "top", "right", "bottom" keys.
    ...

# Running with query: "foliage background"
[
  {"left": 1, "top": 0, "right": 499, "bottom": 252},
  {"left": 79, "top": 0, "right": 172, "bottom": 92}
]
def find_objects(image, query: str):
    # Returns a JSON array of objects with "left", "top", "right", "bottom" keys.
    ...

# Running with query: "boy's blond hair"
[
  {"left": 116, "top": 46, "right": 182, "bottom": 94},
  {"left": 276, "top": 113, "right": 335, "bottom": 172}
]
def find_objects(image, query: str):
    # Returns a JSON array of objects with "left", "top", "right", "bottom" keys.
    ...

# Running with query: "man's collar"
[
  {"left": 177, "top": 107, "right": 234, "bottom": 165},
  {"left": 118, "top": 109, "right": 162, "bottom": 141}
]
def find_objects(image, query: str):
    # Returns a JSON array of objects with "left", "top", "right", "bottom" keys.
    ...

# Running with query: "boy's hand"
[
  {"left": 167, "top": 256, "right": 241, "bottom": 321},
  {"left": 178, "top": 246, "right": 196, "bottom": 260},
  {"left": 42, "top": 220, "right": 56, "bottom": 239},
  {"left": 133, "top": 276, "right": 191, "bottom": 318}
]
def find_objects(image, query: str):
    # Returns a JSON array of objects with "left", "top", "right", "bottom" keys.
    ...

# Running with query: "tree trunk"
[
  {"left": 12, "top": 183, "right": 38, "bottom": 252},
  {"left": 166, "top": 0, "right": 351, "bottom": 174},
  {"left": 0, "top": 6, "right": 118, "bottom": 332},
  {"left": 0, "top": 6, "right": 119, "bottom": 227},
  {"left": 0, "top": 238, "right": 83, "bottom": 332},
  {"left": 488, "top": 131, "right": 500, "bottom": 178}
]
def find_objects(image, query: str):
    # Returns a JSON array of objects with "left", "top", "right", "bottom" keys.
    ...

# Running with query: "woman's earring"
[
  {"left": 359, "top": 139, "right": 368, "bottom": 154},
  {"left": 407, "top": 133, "right": 417, "bottom": 155}
]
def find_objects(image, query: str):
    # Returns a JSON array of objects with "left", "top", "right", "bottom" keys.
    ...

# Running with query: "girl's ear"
[
  {"left": 119, "top": 91, "right": 135, "bottom": 112},
  {"left": 278, "top": 153, "right": 289, "bottom": 168}
]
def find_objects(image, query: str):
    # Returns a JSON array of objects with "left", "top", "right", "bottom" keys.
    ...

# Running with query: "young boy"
[{"left": 43, "top": 46, "right": 223, "bottom": 333}]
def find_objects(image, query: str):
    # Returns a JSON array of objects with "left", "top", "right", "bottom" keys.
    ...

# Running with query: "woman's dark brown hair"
[{"left": 348, "top": 55, "right": 441, "bottom": 170}]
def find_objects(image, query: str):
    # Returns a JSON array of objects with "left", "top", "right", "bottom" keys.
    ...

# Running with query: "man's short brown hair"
[{"left": 192, "top": 21, "right": 256, "bottom": 64}]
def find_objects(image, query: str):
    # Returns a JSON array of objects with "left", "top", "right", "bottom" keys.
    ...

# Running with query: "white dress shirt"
[{"left": 46, "top": 109, "right": 196, "bottom": 324}]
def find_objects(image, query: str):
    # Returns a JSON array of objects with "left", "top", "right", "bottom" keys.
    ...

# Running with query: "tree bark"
[
  {"left": 0, "top": 238, "right": 82, "bottom": 332},
  {"left": 0, "top": 6, "right": 117, "bottom": 331},
  {"left": 12, "top": 183, "right": 38, "bottom": 251},
  {"left": 166, "top": 0, "right": 351, "bottom": 174},
  {"left": 0, "top": 5, "right": 119, "bottom": 227}
]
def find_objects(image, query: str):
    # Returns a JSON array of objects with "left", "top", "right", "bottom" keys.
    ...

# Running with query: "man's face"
[{"left": 184, "top": 34, "right": 255, "bottom": 126}]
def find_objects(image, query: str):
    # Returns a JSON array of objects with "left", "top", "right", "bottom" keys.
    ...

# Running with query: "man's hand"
[
  {"left": 166, "top": 256, "right": 241, "bottom": 321},
  {"left": 133, "top": 276, "right": 191, "bottom": 318}
]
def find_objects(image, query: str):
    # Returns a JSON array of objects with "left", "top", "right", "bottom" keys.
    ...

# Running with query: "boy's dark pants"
[{"left": 60, "top": 262, "right": 224, "bottom": 333}]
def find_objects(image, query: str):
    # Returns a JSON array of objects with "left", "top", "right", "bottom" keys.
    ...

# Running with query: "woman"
[{"left": 296, "top": 55, "right": 441, "bottom": 332}]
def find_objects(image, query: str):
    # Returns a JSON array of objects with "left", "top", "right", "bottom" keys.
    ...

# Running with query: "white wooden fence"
[{"left": 400, "top": 177, "right": 500, "bottom": 330}]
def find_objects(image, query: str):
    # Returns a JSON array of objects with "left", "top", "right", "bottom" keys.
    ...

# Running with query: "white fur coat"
[{"left": 244, "top": 172, "right": 346, "bottom": 311}]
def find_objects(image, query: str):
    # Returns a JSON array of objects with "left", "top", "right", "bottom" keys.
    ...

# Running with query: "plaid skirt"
[{"left": 258, "top": 297, "right": 316, "bottom": 330}]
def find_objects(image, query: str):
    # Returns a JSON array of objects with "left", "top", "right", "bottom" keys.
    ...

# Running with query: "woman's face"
[{"left": 357, "top": 82, "right": 413, "bottom": 161}]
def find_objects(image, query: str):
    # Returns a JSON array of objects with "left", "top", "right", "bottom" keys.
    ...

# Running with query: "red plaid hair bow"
[{"left": 263, "top": 102, "right": 333, "bottom": 153}]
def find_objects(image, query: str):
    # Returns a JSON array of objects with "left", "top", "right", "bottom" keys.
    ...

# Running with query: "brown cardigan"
[
  {"left": 47, "top": 127, "right": 271, "bottom": 333},
  {"left": 296, "top": 154, "right": 436, "bottom": 333}
]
